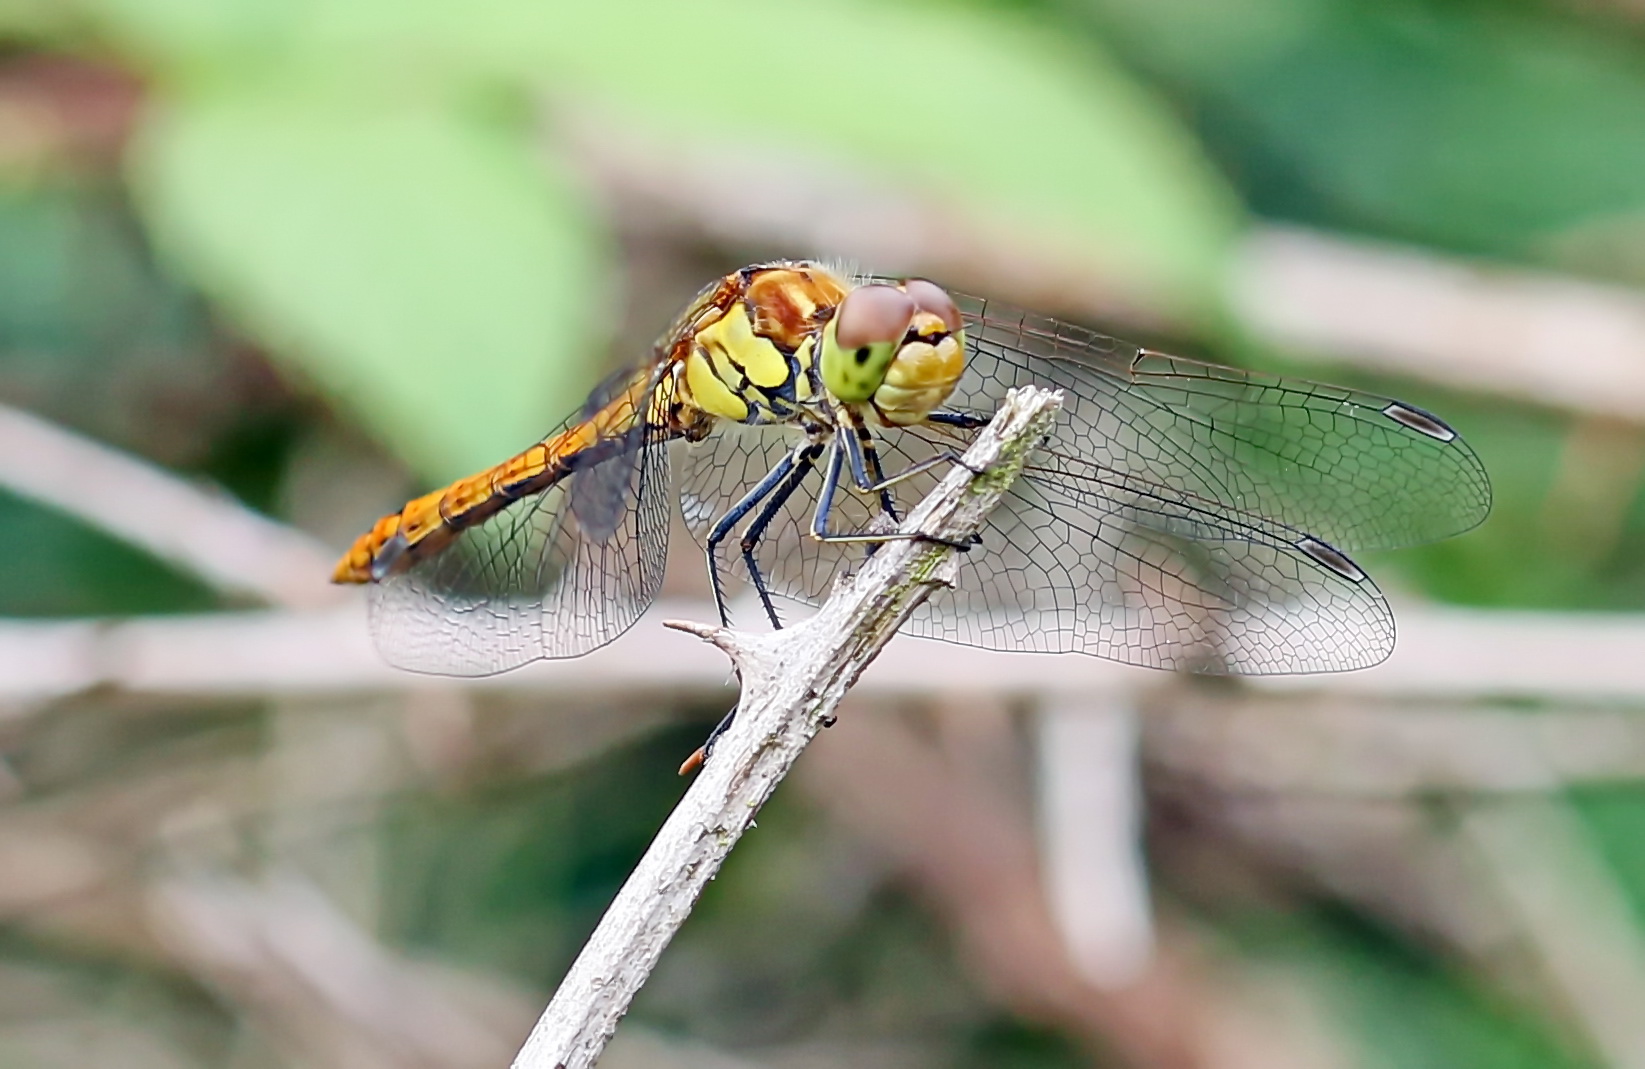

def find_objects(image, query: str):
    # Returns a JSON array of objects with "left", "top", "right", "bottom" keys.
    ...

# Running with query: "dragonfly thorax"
[
  {"left": 674, "top": 264, "right": 844, "bottom": 426},
  {"left": 672, "top": 263, "right": 967, "bottom": 431}
]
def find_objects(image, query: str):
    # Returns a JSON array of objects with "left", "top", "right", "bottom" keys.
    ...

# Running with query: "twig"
[
  {"left": 0, "top": 402, "right": 338, "bottom": 610},
  {"left": 507, "top": 386, "right": 1064, "bottom": 1069}
]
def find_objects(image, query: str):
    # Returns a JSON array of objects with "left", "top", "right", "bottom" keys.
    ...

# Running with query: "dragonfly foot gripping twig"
[{"left": 507, "top": 385, "right": 1063, "bottom": 1069}]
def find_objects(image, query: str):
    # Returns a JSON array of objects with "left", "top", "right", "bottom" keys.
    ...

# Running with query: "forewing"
[
  {"left": 367, "top": 371, "right": 673, "bottom": 676},
  {"left": 676, "top": 294, "right": 1480, "bottom": 672},
  {"left": 895, "top": 424, "right": 1395, "bottom": 671},
  {"left": 677, "top": 416, "right": 1393, "bottom": 673},
  {"left": 955, "top": 296, "right": 1491, "bottom": 552}
]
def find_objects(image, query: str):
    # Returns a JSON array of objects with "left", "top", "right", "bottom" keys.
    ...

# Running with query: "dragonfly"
[{"left": 334, "top": 260, "right": 1490, "bottom": 685}]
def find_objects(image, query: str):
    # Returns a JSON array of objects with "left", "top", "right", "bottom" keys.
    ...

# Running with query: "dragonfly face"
[
  {"left": 820, "top": 279, "right": 968, "bottom": 427},
  {"left": 334, "top": 260, "right": 1491, "bottom": 679}
]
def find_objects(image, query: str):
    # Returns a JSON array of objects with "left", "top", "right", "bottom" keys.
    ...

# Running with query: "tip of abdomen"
[
  {"left": 332, "top": 544, "right": 374, "bottom": 584},
  {"left": 332, "top": 514, "right": 404, "bottom": 584}
]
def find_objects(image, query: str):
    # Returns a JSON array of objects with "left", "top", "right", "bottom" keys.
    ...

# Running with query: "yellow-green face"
[{"left": 820, "top": 279, "right": 966, "bottom": 410}]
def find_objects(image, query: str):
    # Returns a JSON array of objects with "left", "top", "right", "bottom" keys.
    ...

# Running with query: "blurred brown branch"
[
  {"left": 149, "top": 873, "right": 538, "bottom": 1069},
  {"left": 0, "top": 402, "right": 338, "bottom": 610},
  {"left": 1158, "top": 710, "right": 1645, "bottom": 1068},
  {"left": 572, "top": 109, "right": 1645, "bottom": 421},
  {"left": 800, "top": 706, "right": 1358, "bottom": 1069},
  {"left": 1145, "top": 696, "right": 1645, "bottom": 797},
  {"left": 3, "top": 602, "right": 1644, "bottom": 709},
  {"left": 1459, "top": 794, "right": 1645, "bottom": 1067},
  {"left": 1231, "top": 227, "right": 1645, "bottom": 419}
]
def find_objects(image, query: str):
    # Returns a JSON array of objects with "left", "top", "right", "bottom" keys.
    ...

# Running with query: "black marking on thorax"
[{"left": 717, "top": 345, "right": 829, "bottom": 426}]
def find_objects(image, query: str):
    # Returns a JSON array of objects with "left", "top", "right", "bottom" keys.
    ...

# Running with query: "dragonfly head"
[{"left": 821, "top": 279, "right": 967, "bottom": 421}]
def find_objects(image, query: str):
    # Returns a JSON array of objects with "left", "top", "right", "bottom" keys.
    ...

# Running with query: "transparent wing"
[
  {"left": 676, "top": 423, "right": 879, "bottom": 628},
  {"left": 677, "top": 296, "right": 1492, "bottom": 673},
  {"left": 955, "top": 295, "right": 1491, "bottom": 552},
  {"left": 677, "top": 419, "right": 1394, "bottom": 673},
  {"left": 367, "top": 371, "right": 674, "bottom": 676},
  {"left": 897, "top": 426, "right": 1394, "bottom": 671}
]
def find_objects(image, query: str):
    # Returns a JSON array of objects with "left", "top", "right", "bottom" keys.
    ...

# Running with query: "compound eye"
[
  {"left": 834, "top": 285, "right": 917, "bottom": 351},
  {"left": 903, "top": 278, "right": 963, "bottom": 334}
]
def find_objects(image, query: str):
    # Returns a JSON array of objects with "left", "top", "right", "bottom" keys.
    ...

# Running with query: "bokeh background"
[{"left": 3, "top": 0, "right": 1645, "bottom": 1066}]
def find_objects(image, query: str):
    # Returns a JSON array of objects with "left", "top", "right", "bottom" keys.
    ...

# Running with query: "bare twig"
[
  {"left": 0, "top": 402, "right": 337, "bottom": 609},
  {"left": 507, "top": 387, "right": 1064, "bottom": 1069}
]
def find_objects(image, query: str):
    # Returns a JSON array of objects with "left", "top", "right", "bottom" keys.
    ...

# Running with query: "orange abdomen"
[
  {"left": 332, "top": 371, "right": 658, "bottom": 584},
  {"left": 330, "top": 439, "right": 568, "bottom": 584}
]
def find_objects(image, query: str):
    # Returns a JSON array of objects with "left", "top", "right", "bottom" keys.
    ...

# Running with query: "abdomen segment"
[{"left": 332, "top": 371, "right": 659, "bottom": 584}]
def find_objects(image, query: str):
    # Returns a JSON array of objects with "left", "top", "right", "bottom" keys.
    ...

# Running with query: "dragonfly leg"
[
  {"left": 679, "top": 691, "right": 840, "bottom": 776},
  {"left": 827, "top": 412, "right": 987, "bottom": 556},
  {"left": 843, "top": 422, "right": 901, "bottom": 523},
  {"left": 924, "top": 409, "right": 991, "bottom": 432},
  {"left": 839, "top": 414, "right": 986, "bottom": 548},
  {"left": 811, "top": 435, "right": 973, "bottom": 551},
  {"left": 678, "top": 702, "right": 739, "bottom": 776},
  {"left": 887, "top": 409, "right": 1006, "bottom": 548},
  {"left": 704, "top": 445, "right": 802, "bottom": 628},
  {"left": 738, "top": 441, "right": 826, "bottom": 630},
  {"left": 864, "top": 440, "right": 988, "bottom": 552}
]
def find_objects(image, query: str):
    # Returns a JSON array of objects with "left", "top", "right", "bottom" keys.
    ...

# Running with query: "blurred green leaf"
[
  {"left": 285, "top": 0, "right": 1242, "bottom": 314},
  {"left": 1221, "top": 905, "right": 1590, "bottom": 1069},
  {"left": 381, "top": 726, "right": 691, "bottom": 980},
  {"left": 127, "top": 84, "right": 607, "bottom": 481},
  {"left": 0, "top": 0, "right": 81, "bottom": 41},
  {"left": 0, "top": 489, "right": 217, "bottom": 616},
  {"left": 73, "top": 0, "right": 296, "bottom": 70},
  {"left": 0, "top": 181, "right": 255, "bottom": 466},
  {"left": 1085, "top": 0, "right": 1645, "bottom": 259},
  {"left": 1574, "top": 788, "right": 1645, "bottom": 926}
]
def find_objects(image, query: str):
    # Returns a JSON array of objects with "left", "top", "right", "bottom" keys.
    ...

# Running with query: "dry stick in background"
[{"left": 507, "top": 386, "right": 1064, "bottom": 1069}]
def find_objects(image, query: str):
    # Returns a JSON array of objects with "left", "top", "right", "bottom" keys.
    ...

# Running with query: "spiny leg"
[
  {"left": 678, "top": 703, "right": 738, "bottom": 776},
  {"left": 843, "top": 416, "right": 991, "bottom": 495},
  {"left": 924, "top": 409, "right": 990, "bottom": 432},
  {"left": 738, "top": 440, "right": 825, "bottom": 630},
  {"left": 689, "top": 413, "right": 996, "bottom": 775},
  {"left": 838, "top": 410, "right": 988, "bottom": 548},
  {"left": 820, "top": 410, "right": 992, "bottom": 554},
  {"left": 849, "top": 422, "right": 901, "bottom": 524},
  {"left": 810, "top": 433, "right": 973, "bottom": 551},
  {"left": 703, "top": 445, "right": 801, "bottom": 628}
]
